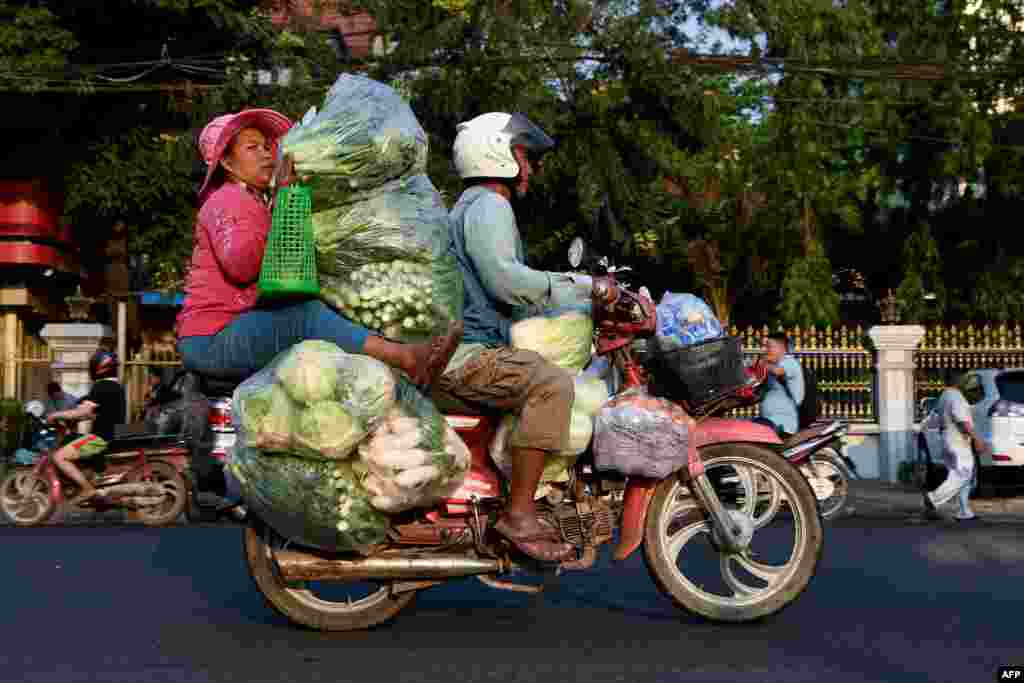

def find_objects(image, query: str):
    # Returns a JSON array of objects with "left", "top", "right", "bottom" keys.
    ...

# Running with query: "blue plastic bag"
[{"left": 656, "top": 292, "right": 724, "bottom": 347}]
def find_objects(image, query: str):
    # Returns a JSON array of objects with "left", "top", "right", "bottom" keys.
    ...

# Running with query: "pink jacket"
[{"left": 176, "top": 183, "right": 270, "bottom": 338}]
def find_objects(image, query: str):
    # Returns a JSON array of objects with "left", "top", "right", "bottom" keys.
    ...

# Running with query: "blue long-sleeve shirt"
[{"left": 759, "top": 354, "right": 804, "bottom": 435}]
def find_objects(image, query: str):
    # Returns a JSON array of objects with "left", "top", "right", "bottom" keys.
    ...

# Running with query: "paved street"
[{"left": 1, "top": 519, "right": 1021, "bottom": 683}]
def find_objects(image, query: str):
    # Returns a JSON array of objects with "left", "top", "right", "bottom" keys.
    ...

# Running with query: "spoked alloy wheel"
[
  {"left": 0, "top": 469, "right": 55, "bottom": 526},
  {"left": 644, "top": 444, "right": 824, "bottom": 622},
  {"left": 243, "top": 521, "right": 416, "bottom": 631},
  {"left": 125, "top": 462, "right": 187, "bottom": 526}
]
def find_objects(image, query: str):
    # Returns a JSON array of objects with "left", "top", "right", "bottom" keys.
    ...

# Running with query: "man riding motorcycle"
[{"left": 433, "top": 112, "right": 594, "bottom": 563}]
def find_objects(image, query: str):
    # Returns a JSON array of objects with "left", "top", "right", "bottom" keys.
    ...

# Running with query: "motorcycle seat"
[{"left": 781, "top": 422, "right": 839, "bottom": 449}]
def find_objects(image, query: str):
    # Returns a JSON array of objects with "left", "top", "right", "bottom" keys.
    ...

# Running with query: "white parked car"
[{"left": 919, "top": 369, "right": 1024, "bottom": 492}]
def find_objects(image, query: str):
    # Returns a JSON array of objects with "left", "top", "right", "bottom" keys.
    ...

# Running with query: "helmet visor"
[{"left": 504, "top": 113, "right": 555, "bottom": 153}]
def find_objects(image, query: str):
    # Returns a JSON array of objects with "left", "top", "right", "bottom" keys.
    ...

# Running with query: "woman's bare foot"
[{"left": 406, "top": 322, "right": 463, "bottom": 388}]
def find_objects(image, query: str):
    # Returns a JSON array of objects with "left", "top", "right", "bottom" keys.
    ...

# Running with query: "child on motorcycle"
[
  {"left": 175, "top": 109, "right": 462, "bottom": 389},
  {"left": 45, "top": 351, "right": 127, "bottom": 504}
]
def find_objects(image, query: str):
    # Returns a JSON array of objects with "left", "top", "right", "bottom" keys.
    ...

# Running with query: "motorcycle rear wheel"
[
  {"left": 0, "top": 469, "right": 55, "bottom": 526},
  {"left": 125, "top": 461, "right": 188, "bottom": 526},
  {"left": 243, "top": 522, "right": 416, "bottom": 631},
  {"left": 644, "top": 443, "right": 824, "bottom": 623}
]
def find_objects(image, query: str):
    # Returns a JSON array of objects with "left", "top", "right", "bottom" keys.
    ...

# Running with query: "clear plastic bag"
[
  {"left": 315, "top": 174, "right": 463, "bottom": 341},
  {"left": 655, "top": 292, "right": 724, "bottom": 348},
  {"left": 489, "top": 375, "right": 609, "bottom": 490},
  {"left": 593, "top": 387, "right": 696, "bottom": 479},
  {"left": 233, "top": 340, "right": 397, "bottom": 459},
  {"left": 510, "top": 304, "right": 594, "bottom": 371},
  {"left": 228, "top": 446, "right": 390, "bottom": 554},
  {"left": 358, "top": 379, "right": 471, "bottom": 513},
  {"left": 281, "top": 74, "right": 429, "bottom": 210}
]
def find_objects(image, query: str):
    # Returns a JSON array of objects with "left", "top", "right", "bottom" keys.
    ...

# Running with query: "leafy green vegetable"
[
  {"left": 239, "top": 383, "right": 298, "bottom": 452},
  {"left": 510, "top": 307, "right": 595, "bottom": 371},
  {"left": 275, "top": 340, "right": 344, "bottom": 405},
  {"left": 295, "top": 401, "right": 364, "bottom": 460}
]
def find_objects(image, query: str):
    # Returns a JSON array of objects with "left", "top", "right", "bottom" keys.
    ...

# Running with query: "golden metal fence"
[
  {"left": 728, "top": 324, "right": 876, "bottom": 422},
  {"left": 914, "top": 323, "right": 1024, "bottom": 418}
]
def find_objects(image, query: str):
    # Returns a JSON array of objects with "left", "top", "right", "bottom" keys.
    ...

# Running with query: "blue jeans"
[{"left": 177, "top": 300, "right": 370, "bottom": 381}]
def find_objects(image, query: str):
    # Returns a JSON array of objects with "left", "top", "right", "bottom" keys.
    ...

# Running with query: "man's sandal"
[{"left": 494, "top": 516, "right": 574, "bottom": 563}]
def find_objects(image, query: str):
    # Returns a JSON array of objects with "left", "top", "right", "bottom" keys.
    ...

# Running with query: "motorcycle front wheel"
[
  {"left": 243, "top": 520, "right": 416, "bottom": 631},
  {"left": 801, "top": 448, "right": 851, "bottom": 520},
  {"left": 644, "top": 443, "right": 824, "bottom": 623}
]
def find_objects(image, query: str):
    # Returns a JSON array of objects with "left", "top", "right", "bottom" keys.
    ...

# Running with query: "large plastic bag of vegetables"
[
  {"left": 315, "top": 174, "right": 463, "bottom": 340},
  {"left": 229, "top": 446, "right": 390, "bottom": 553},
  {"left": 280, "top": 74, "right": 428, "bottom": 210},
  {"left": 232, "top": 340, "right": 397, "bottom": 459},
  {"left": 593, "top": 387, "right": 696, "bottom": 479},
  {"left": 656, "top": 292, "right": 724, "bottom": 348},
  {"left": 358, "top": 379, "right": 471, "bottom": 513},
  {"left": 510, "top": 304, "right": 594, "bottom": 372},
  {"left": 490, "top": 375, "right": 609, "bottom": 494}
]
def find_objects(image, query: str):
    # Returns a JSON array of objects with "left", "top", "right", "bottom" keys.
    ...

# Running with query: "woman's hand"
[{"left": 273, "top": 153, "right": 296, "bottom": 188}]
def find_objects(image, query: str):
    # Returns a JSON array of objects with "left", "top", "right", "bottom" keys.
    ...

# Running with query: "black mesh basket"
[{"left": 645, "top": 336, "right": 747, "bottom": 406}]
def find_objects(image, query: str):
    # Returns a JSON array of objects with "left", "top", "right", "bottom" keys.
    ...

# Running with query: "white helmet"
[{"left": 453, "top": 112, "right": 555, "bottom": 180}]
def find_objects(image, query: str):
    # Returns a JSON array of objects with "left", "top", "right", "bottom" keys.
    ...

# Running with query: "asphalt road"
[{"left": 1, "top": 519, "right": 1021, "bottom": 683}]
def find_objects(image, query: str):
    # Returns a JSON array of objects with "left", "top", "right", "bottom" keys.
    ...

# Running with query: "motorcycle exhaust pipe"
[{"left": 274, "top": 550, "right": 504, "bottom": 583}]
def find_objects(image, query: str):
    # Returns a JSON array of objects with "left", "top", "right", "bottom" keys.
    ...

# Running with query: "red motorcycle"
[
  {"left": 240, "top": 240, "right": 824, "bottom": 630},
  {"left": 0, "top": 412, "right": 189, "bottom": 527}
]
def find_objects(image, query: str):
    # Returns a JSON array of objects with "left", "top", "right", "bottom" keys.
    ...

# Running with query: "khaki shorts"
[
  {"left": 432, "top": 347, "right": 574, "bottom": 453},
  {"left": 64, "top": 434, "right": 108, "bottom": 460}
]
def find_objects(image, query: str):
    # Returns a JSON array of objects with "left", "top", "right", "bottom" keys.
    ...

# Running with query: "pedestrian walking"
[{"left": 921, "top": 368, "right": 986, "bottom": 522}]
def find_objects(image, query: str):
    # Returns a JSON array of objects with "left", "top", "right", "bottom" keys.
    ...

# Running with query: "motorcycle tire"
[
  {"left": 804, "top": 448, "right": 851, "bottom": 521},
  {"left": 644, "top": 443, "right": 824, "bottom": 623},
  {"left": 0, "top": 469, "right": 55, "bottom": 526},
  {"left": 243, "top": 520, "right": 416, "bottom": 632},
  {"left": 125, "top": 461, "right": 187, "bottom": 526}
]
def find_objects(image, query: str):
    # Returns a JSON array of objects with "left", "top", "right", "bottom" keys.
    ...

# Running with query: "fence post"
[{"left": 868, "top": 324, "right": 925, "bottom": 482}]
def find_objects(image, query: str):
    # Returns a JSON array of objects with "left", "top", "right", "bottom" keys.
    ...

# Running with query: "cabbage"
[
  {"left": 573, "top": 375, "right": 610, "bottom": 417},
  {"left": 295, "top": 401, "right": 364, "bottom": 460},
  {"left": 510, "top": 306, "right": 594, "bottom": 371},
  {"left": 239, "top": 384, "right": 298, "bottom": 452},
  {"left": 276, "top": 340, "right": 344, "bottom": 405}
]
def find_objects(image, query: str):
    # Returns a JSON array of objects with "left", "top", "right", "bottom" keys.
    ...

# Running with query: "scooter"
[
  {"left": 0, "top": 403, "right": 189, "bottom": 527},
  {"left": 233, "top": 238, "right": 823, "bottom": 631}
]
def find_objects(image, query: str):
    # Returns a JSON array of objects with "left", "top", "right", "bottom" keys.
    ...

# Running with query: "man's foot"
[
  {"left": 494, "top": 513, "right": 574, "bottom": 563},
  {"left": 70, "top": 487, "right": 99, "bottom": 507},
  {"left": 407, "top": 322, "right": 463, "bottom": 388},
  {"left": 920, "top": 493, "right": 941, "bottom": 520}
]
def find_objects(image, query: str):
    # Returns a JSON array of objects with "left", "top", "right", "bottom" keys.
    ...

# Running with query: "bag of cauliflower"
[
  {"left": 489, "top": 375, "right": 609, "bottom": 495},
  {"left": 358, "top": 379, "right": 470, "bottom": 513},
  {"left": 233, "top": 340, "right": 397, "bottom": 459},
  {"left": 510, "top": 304, "right": 594, "bottom": 372}
]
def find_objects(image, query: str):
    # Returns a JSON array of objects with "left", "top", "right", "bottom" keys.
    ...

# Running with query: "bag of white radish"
[
  {"left": 315, "top": 174, "right": 464, "bottom": 342},
  {"left": 358, "top": 380, "right": 470, "bottom": 513},
  {"left": 232, "top": 340, "right": 396, "bottom": 459},
  {"left": 489, "top": 375, "right": 609, "bottom": 494},
  {"left": 510, "top": 304, "right": 594, "bottom": 371},
  {"left": 228, "top": 446, "right": 389, "bottom": 553}
]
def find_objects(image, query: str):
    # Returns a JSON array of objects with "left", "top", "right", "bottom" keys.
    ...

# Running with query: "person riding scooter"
[
  {"left": 432, "top": 112, "right": 595, "bottom": 562},
  {"left": 45, "top": 351, "right": 127, "bottom": 505}
]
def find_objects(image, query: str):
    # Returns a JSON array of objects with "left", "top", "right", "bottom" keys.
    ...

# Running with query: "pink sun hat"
[{"left": 197, "top": 108, "right": 293, "bottom": 204}]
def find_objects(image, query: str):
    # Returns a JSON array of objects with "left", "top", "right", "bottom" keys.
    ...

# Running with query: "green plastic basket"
[{"left": 258, "top": 185, "right": 320, "bottom": 299}]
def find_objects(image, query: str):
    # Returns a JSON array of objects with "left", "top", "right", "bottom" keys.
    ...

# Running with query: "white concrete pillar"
[
  {"left": 40, "top": 323, "right": 114, "bottom": 434},
  {"left": 869, "top": 325, "right": 926, "bottom": 483}
]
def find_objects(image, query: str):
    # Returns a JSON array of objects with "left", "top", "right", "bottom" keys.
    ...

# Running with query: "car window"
[{"left": 995, "top": 371, "right": 1024, "bottom": 404}]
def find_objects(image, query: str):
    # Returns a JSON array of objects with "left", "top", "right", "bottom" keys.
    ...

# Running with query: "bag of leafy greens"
[
  {"left": 228, "top": 446, "right": 390, "bottom": 554},
  {"left": 357, "top": 379, "right": 470, "bottom": 514},
  {"left": 510, "top": 304, "right": 594, "bottom": 372},
  {"left": 314, "top": 174, "right": 463, "bottom": 341},
  {"left": 280, "top": 74, "right": 428, "bottom": 211},
  {"left": 232, "top": 340, "right": 397, "bottom": 459}
]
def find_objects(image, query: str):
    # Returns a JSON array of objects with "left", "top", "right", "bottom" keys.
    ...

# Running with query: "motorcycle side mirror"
[{"left": 568, "top": 237, "right": 586, "bottom": 269}]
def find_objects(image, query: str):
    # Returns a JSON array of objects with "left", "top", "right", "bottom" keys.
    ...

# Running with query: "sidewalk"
[{"left": 845, "top": 479, "right": 1024, "bottom": 524}]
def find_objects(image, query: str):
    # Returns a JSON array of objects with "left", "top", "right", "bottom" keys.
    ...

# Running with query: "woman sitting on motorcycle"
[{"left": 175, "top": 109, "right": 462, "bottom": 386}]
